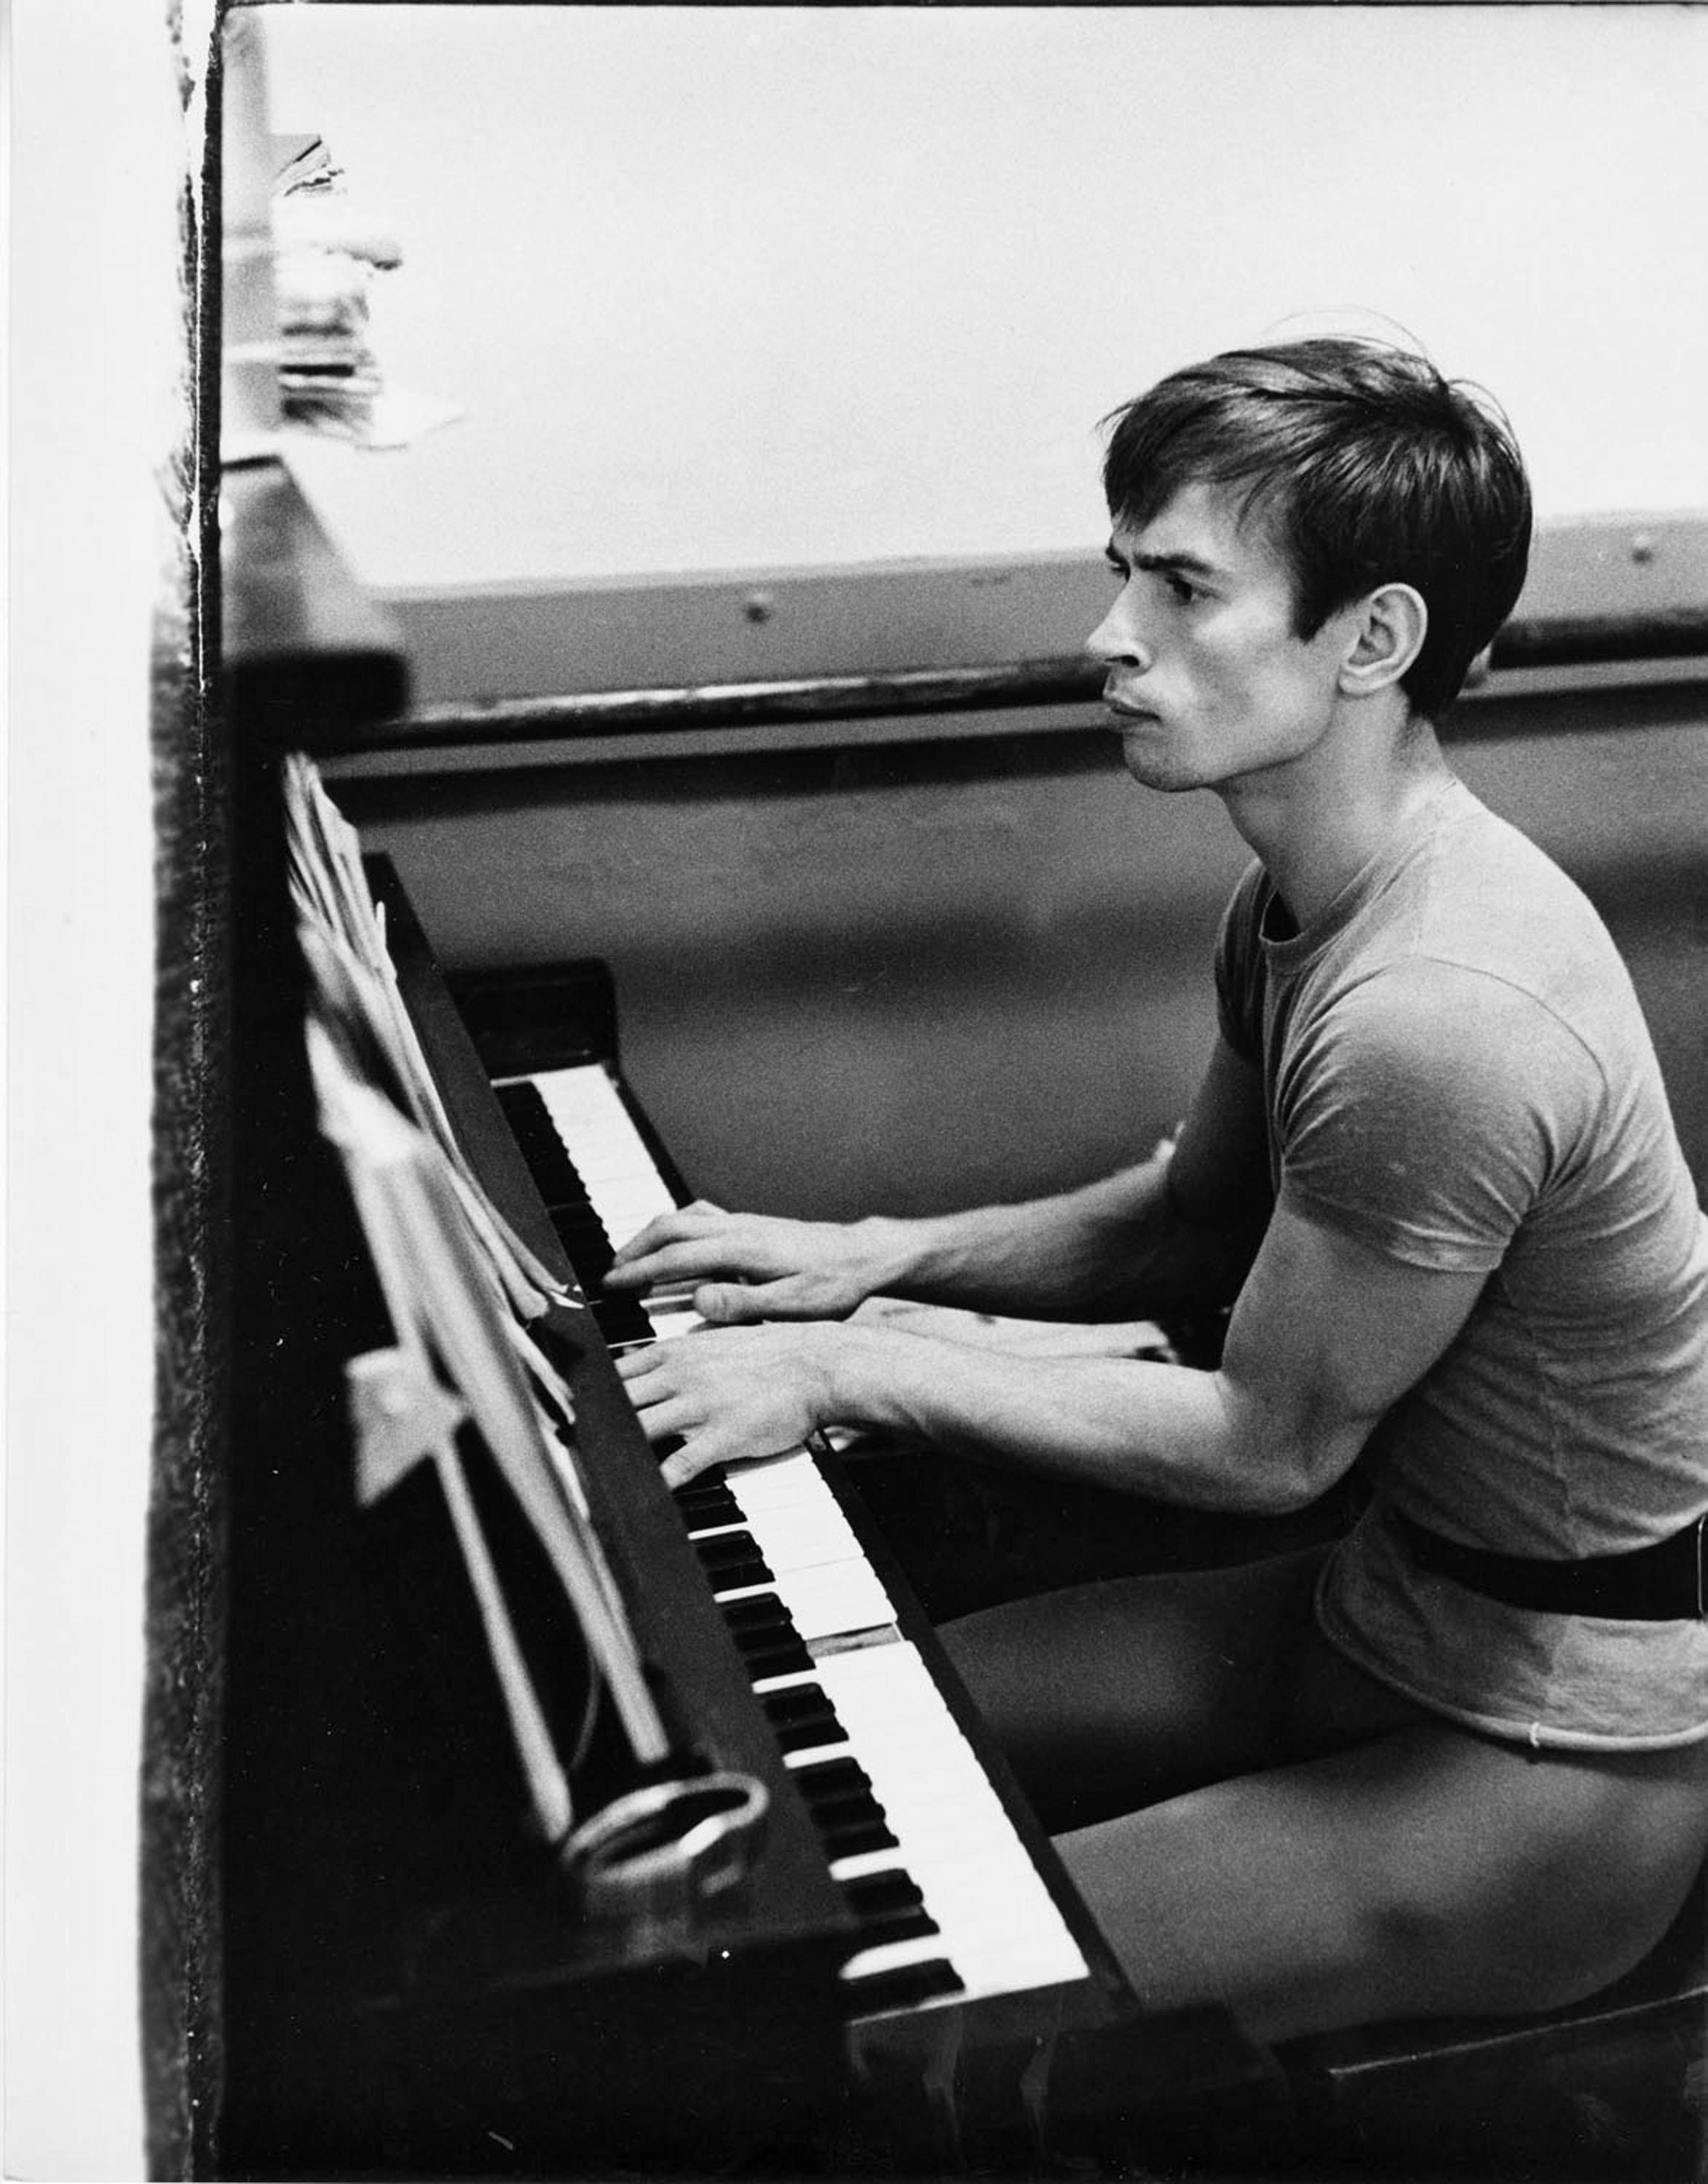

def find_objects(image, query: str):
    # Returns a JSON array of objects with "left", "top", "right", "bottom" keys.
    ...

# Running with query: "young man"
[{"left": 606, "top": 340, "right": 1708, "bottom": 2044}]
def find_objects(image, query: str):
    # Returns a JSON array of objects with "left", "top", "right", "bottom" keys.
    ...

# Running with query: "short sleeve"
[{"left": 1276, "top": 960, "right": 1602, "bottom": 1272}]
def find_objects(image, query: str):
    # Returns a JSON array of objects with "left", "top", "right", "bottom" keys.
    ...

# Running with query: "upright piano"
[
  {"left": 210, "top": 462, "right": 1275, "bottom": 2181},
  {"left": 181, "top": 12, "right": 1708, "bottom": 2161}
]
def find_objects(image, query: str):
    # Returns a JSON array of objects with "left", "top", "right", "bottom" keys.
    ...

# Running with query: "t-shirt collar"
[{"left": 1260, "top": 776, "right": 1463, "bottom": 966}]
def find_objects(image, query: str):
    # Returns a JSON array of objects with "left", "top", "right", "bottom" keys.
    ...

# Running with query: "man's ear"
[{"left": 1338, "top": 582, "right": 1427, "bottom": 698}]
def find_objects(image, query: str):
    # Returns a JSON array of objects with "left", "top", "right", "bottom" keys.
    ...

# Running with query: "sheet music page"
[
  {"left": 285, "top": 755, "right": 576, "bottom": 1322},
  {"left": 308, "top": 1010, "right": 669, "bottom": 1774},
  {"left": 290, "top": 753, "right": 675, "bottom": 1797}
]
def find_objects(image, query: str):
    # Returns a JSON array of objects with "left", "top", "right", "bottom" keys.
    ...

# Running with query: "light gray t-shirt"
[{"left": 1217, "top": 776, "right": 1708, "bottom": 1747}]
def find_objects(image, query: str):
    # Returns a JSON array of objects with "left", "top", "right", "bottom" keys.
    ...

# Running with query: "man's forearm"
[
  {"left": 821, "top": 1322, "right": 1306, "bottom": 1514},
  {"left": 859, "top": 1148, "right": 1259, "bottom": 1318}
]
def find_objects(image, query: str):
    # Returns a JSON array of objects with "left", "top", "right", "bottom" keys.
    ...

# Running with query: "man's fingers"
[
  {"left": 606, "top": 1236, "right": 740, "bottom": 1291},
  {"left": 695, "top": 1276, "right": 837, "bottom": 1324},
  {"left": 692, "top": 1281, "right": 768, "bottom": 1325},
  {"left": 660, "top": 1435, "right": 729, "bottom": 1492},
  {"left": 609, "top": 1205, "right": 731, "bottom": 1275},
  {"left": 623, "top": 1387, "right": 700, "bottom": 1447}
]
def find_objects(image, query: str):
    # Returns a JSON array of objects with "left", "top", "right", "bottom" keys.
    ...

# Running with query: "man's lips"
[{"left": 1104, "top": 693, "right": 1159, "bottom": 723}]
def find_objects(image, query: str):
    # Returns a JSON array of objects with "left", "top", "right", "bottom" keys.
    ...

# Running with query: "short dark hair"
[{"left": 1102, "top": 339, "right": 1532, "bottom": 721}]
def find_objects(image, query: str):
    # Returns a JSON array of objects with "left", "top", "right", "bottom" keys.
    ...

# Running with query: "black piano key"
[
  {"left": 676, "top": 1487, "right": 743, "bottom": 1529},
  {"left": 761, "top": 1683, "right": 837, "bottom": 1726},
  {"left": 738, "top": 1637, "right": 815, "bottom": 1681},
  {"left": 840, "top": 1958, "right": 965, "bottom": 2015},
  {"left": 675, "top": 1481, "right": 740, "bottom": 1511},
  {"left": 693, "top": 1530, "right": 766, "bottom": 1571},
  {"left": 808, "top": 1792, "right": 891, "bottom": 1840},
  {"left": 816, "top": 1812, "right": 898, "bottom": 1859},
  {"left": 770, "top": 1714, "right": 849, "bottom": 1755},
  {"left": 730, "top": 1620, "right": 807, "bottom": 1661},
  {"left": 593, "top": 1298, "right": 657, "bottom": 1346},
  {"left": 721, "top": 1594, "right": 793, "bottom": 1634},
  {"left": 847, "top": 1901, "right": 940, "bottom": 1947},
  {"left": 840, "top": 1870, "right": 927, "bottom": 1920},
  {"left": 675, "top": 1471, "right": 738, "bottom": 1499},
  {"left": 495, "top": 1082, "right": 590, "bottom": 1208},
  {"left": 762, "top": 1687, "right": 845, "bottom": 1732},
  {"left": 707, "top": 1562, "right": 775, "bottom": 1598},
  {"left": 544, "top": 1201, "right": 604, "bottom": 1241},
  {"left": 789, "top": 1755, "right": 872, "bottom": 1802},
  {"left": 758, "top": 1681, "right": 849, "bottom": 1752},
  {"left": 553, "top": 1208, "right": 614, "bottom": 1285},
  {"left": 555, "top": 1219, "right": 617, "bottom": 1270}
]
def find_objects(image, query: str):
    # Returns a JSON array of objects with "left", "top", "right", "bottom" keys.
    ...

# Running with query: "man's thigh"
[
  {"left": 939, "top": 1546, "right": 1333, "bottom": 1830},
  {"left": 1055, "top": 1721, "right": 1708, "bottom": 2046}
]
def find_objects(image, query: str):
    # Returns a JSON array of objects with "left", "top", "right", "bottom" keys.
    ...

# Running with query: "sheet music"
[
  {"left": 289, "top": 756, "right": 679, "bottom": 1816},
  {"left": 284, "top": 753, "right": 575, "bottom": 1326},
  {"left": 308, "top": 1011, "right": 670, "bottom": 1784}
]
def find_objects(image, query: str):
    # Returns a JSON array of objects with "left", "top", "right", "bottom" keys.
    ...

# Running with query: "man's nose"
[{"left": 1086, "top": 596, "right": 1151, "bottom": 670}]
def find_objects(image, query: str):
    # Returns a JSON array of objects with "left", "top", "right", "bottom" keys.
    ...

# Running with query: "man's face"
[{"left": 1088, "top": 482, "right": 1360, "bottom": 796}]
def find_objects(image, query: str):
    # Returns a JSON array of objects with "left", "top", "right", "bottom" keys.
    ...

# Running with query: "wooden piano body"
[{"left": 151, "top": 14, "right": 1708, "bottom": 2175}]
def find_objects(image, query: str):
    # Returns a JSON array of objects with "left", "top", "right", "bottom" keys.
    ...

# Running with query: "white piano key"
[
  {"left": 726, "top": 1452, "right": 842, "bottom": 1510},
  {"left": 691, "top": 1504, "right": 867, "bottom": 1570},
  {"left": 643, "top": 1301, "right": 708, "bottom": 1340}
]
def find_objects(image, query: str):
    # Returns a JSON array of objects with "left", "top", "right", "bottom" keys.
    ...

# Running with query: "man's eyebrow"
[{"left": 1104, "top": 540, "right": 1224, "bottom": 581}]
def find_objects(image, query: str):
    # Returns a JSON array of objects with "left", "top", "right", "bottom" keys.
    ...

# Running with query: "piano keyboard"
[
  {"left": 494, "top": 1061, "right": 1091, "bottom": 2019},
  {"left": 495, "top": 1067, "right": 708, "bottom": 1348},
  {"left": 774, "top": 1643, "right": 1090, "bottom": 2017}
]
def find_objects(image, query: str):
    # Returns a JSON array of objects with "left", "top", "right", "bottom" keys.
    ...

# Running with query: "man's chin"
[{"left": 1117, "top": 741, "right": 1201, "bottom": 794}]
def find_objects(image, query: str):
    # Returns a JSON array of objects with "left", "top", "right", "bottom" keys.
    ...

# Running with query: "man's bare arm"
[
  {"left": 616, "top": 1187, "right": 1487, "bottom": 1504},
  {"left": 606, "top": 1034, "right": 1273, "bottom": 1324}
]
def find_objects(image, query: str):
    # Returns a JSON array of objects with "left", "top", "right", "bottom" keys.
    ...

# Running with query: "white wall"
[
  {"left": 264, "top": 4, "right": 1708, "bottom": 592},
  {"left": 7, "top": 0, "right": 183, "bottom": 2175}
]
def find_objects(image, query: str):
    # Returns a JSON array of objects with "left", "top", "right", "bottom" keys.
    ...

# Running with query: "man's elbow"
[
  {"left": 1219, "top": 1398, "right": 1365, "bottom": 1516},
  {"left": 1236, "top": 1451, "right": 1336, "bottom": 1517}
]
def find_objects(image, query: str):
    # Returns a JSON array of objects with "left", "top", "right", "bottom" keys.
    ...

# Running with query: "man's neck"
[{"left": 1221, "top": 709, "right": 1455, "bottom": 930}]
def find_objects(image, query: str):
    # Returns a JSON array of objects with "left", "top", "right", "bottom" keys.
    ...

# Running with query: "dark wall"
[{"left": 335, "top": 678, "right": 1708, "bottom": 1222}]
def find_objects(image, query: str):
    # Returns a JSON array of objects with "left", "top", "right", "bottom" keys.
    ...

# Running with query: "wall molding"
[{"left": 346, "top": 505, "right": 1708, "bottom": 708}]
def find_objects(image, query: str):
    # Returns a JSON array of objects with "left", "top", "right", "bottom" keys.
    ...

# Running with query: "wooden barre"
[{"left": 368, "top": 607, "right": 1708, "bottom": 753}]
